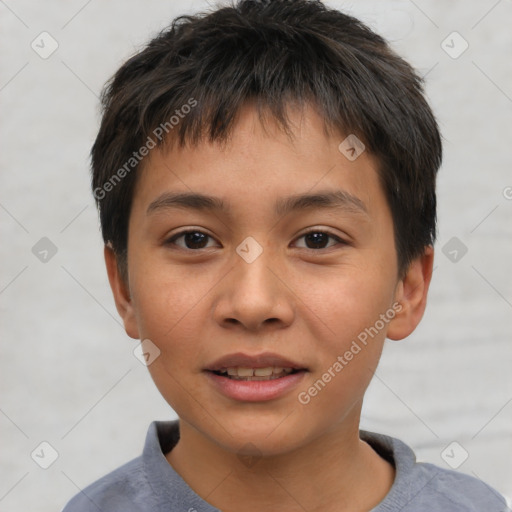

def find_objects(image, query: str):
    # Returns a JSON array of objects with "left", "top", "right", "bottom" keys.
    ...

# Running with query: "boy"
[{"left": 63, "top": 0, "right": 508, "bottom": 510}]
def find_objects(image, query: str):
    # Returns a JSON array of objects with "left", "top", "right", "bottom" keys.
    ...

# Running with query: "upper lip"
[{"left": 205, "top": 352, "right": 307, "bottom": 371}]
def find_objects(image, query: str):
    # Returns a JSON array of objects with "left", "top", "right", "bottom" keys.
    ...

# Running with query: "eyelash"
[{"left": 165, "top": 228, "right": 347, "bottom": 252}]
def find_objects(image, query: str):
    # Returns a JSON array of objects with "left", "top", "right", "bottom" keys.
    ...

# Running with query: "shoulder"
[
  {"left": 411, "top": 461, "right": 508, "bottom": 511},
  {"left": 61, "top": 456, "right": 155, "bottom": 512},
  {"left": 360, "top": 431, "right": 508, "bottom": 512},
  {"left": 61, "top": 420, "right": 182, "bottom": 512}
]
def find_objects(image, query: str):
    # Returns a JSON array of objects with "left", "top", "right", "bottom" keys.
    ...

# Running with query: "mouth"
[
  {"left": 204, "top": 352, "right": 308, "bottom": 401},
  {"left": 204, "top": 352, "right": 307, "bottom": 379},
  {"left": 210, "top": 366, "right": 300, "bottom": 381}
]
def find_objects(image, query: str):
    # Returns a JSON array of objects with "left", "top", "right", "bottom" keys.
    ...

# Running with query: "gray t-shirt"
[{"left": 62, "top": 420, "right": 508, "bottom": 511}]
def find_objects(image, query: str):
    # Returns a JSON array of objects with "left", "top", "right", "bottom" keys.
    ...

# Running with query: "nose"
[{"left": 212, "top": 244, "right": 295, "bottom": 333}]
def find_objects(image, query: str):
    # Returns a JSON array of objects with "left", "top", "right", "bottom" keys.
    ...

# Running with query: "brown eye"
[
  {"left": 294, "top": 230, "right": 345, "bottom": 250},
  {"left": 167, "top": 230, "right": 218, "bottom": 250}
]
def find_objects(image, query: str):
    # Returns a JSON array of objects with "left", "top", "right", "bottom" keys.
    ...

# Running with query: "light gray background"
[{"left": 1, "top": 1, "right": 511, "bottom": 510}]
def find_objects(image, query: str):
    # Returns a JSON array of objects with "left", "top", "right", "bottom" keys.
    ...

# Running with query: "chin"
[{"left": 201, "top": 411, "right": 318, "bottom": 457}]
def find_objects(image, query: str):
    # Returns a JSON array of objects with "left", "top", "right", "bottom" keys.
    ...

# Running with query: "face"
[{"left": 107, "top": 103, "right": 431, "bottom": 457}]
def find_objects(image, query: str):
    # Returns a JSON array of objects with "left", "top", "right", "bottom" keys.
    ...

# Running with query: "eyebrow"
[{"left": 146, "top": 189, "right": 368, "bottom": 217}]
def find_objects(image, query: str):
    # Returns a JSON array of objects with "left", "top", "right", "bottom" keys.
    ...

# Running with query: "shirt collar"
[{"left": 142, "top": 420, "right": 425, "bottom": 512}]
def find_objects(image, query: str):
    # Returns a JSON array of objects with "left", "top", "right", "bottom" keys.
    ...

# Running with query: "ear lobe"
[
  {"left": 104, "top": 245, "right": 140, "bottom": 340},
  {"left": 386, "top": 246, "right": 434, "bottom": 341}
]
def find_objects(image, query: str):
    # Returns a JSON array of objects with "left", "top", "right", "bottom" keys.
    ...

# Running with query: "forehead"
[{"left": 131, "top": 103, "right": 388, "bottom": 223}]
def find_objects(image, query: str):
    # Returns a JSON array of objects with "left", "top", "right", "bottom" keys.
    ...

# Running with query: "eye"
[
  {"left": 165, "top": 228, "right": 346, "bottom": 251},
  {"left": 293, "top": 229, "right": 346, "bottom": 250},
  {"left": 165, "top": 230, "right": 219, "bottom": 250}
]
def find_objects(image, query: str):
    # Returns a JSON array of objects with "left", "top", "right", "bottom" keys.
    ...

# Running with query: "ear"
[
  {"left": 104, "top": 245, "right": 140, "bottom": 340},
  {"left": 386, "top": 246, "right": 434, "bottom": 340}
]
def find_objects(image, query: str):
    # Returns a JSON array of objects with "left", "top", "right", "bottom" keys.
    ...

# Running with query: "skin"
[{"left": 105, "top": 102, "right": 434, "bottom": 512}]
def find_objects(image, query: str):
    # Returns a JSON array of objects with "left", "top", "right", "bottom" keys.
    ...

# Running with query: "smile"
[
  {"left": 212, "top": 367, "right": 296, "bottom": 380},
  {"left": 204, "top": 352, "right": 308, "bottom": 401}
]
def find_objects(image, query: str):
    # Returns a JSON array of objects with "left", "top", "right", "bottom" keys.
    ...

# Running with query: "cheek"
[
  {"left": 125, "top": 247, "right": 213, "bottom": 415},
  {"left": 135, "top": 277, "right": 209, "bottom": 413},
  {"left": 295, "top": 293, "right": 388, "bottom": 421},
  {"left": 293, "top": 264, "right": 395, "bottom": 344},
  {"left": 130, "top": 248, "right": 208, "bottom": 328},
  {"left": 291, "top": 265, "right": 394, "bottom": 408}
]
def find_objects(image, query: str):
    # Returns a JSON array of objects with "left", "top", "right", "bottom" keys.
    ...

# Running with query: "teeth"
[
  {"left": 237, "top": 367, "right": 254, "bottom": 377},
  {"left": 216, "top": 366, "right": 296, "bottom": 379},
  {"left": 254, "top": 367, "right": 273, "bottom": 377}
]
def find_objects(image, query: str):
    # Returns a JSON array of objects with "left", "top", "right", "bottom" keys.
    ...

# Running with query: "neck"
[{"left": 166, "top": 417, "right": 395, "bottom": 512}]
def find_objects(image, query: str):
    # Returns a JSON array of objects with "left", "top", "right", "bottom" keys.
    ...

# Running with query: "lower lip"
[{"left": 205, "top": 371, "right": 307, "bottom": 402}]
